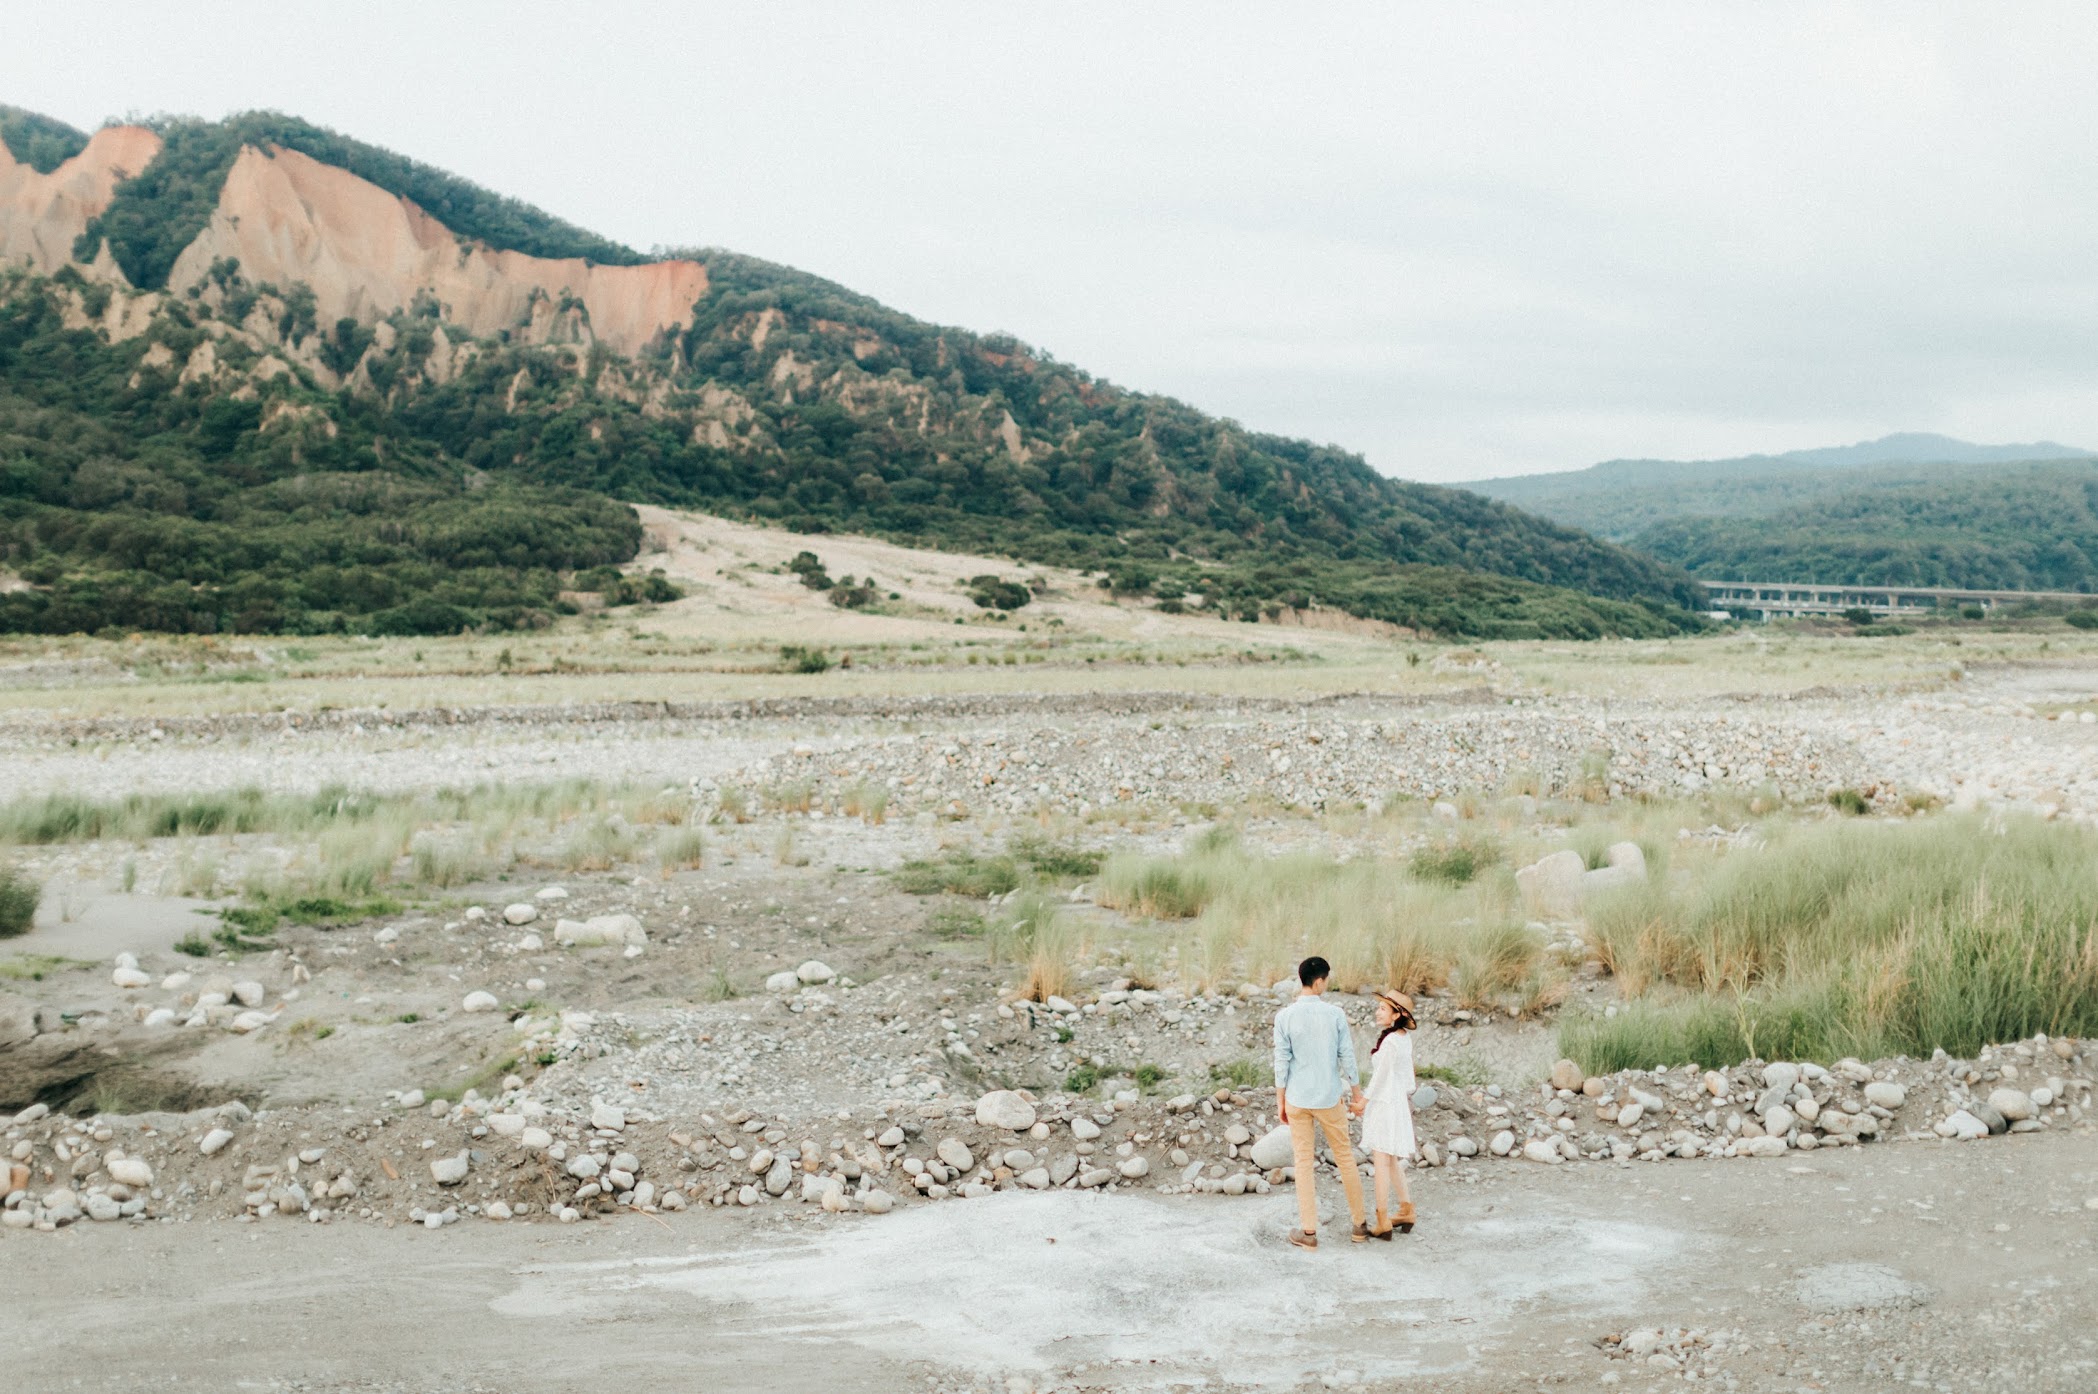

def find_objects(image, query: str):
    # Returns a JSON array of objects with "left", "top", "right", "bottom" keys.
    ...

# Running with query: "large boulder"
[
  {"left": 554, "top": 914, "right": 647, "bottom": 948},
  {"left": 974, "top": 1090, "right": 1037, "bottom": 1132},
  {"left": 1580, "top": 842, "right": 1649, "bottom": 898},
  {"left": 1248, "top": 1126, "right": 1295, "bottom": 1171},
  {"left": 1515, "top": 850, "right": 1585, "bottom": 919}
]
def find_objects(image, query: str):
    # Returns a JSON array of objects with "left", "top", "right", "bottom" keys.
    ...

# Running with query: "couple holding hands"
[{"left": 1271, "top": 955, "right": 1418, "bottom": 1248}]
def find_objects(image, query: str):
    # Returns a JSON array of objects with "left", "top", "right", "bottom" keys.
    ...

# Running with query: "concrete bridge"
[{"left": 1703, "top": 580, "right": 2094, "bottom": 620}]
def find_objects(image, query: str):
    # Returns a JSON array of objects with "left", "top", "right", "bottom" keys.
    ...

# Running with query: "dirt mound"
[
  {"left": 163, "top": 145, "right": 708, "bottom": 356},
  {"left": 0, "top": 124, "right": 161, "bottom": 276}
]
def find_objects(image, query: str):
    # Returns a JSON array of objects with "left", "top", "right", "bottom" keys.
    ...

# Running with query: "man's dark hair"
[{"left": 1298, "top": 956, "right": 1330, "bottom": 987}]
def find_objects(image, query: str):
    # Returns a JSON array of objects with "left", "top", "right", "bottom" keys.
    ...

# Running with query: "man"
[{"left": 1272, "top": 955, "right": 1369, "bottom": 1248}]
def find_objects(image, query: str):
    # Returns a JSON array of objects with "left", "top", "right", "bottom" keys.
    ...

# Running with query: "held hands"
[{"left": 1346, "top": 1088, "right": 1367, "bottom": 1118}]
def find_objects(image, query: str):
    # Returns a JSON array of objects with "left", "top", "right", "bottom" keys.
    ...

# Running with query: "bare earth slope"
[
  {"left": 164, "top": 144, "right": 709, "bottom": 355},
  {"left": 0, "top": 124, "right": 161, "bottom": 274}
]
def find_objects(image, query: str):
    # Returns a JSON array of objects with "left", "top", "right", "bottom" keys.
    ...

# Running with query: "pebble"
[
  {"left": 1489, "top": 1130, "right": 1516, "bottom": 1156},
  {"left": 461, "top": 991, "right": 499, "bottom": 1013},
  {"left": 503, "top": 903, "right": 538, "bottom": 925},
  {"left": 431, "top": 1154, "right": 469, "bottom": 1185},
  {"left": 765, "top": 970, "right": 801, "bottom": 993},
  {"left": 1864, "top": 1082, "right": 1907, "bottom": 1110},
  {"left": 199, "top": 1128, "right": 234, "bottom": 1156},
  {"left": 231, "top": 981, "right": 266, "bottom": 1007},
  {"left": 974, "top": 1090, "right": 1038, "bottom": 1132},
  {"left": 1116, "top": 1156, "right": 1150, "bottom": 1179},
  {"left": 796, "top": 960, "right": 836, "bottom": 985},
  {"left": 1071, "top": 1117, "right": 1102, "bottom": 1141},
  {"left": 590, "top": 1102, "right": 627, "bottom": 1131}
]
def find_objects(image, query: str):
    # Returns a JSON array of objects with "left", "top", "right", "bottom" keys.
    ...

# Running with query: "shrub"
[
  {"left": 0, "top": 867, "right": 40, "bottom": 938},
  {"left": 2067, "top": 609, "right": 2098, "bottom": 630},
  {"left": 966, "top": 575, "right": 1032, "bottom": 610},
  {"left": 1410, "top": 836, "right": 1500, "bottom": 886},
  {"left": 1827, "top": 787, "right": 1870, "bottom": 816},
  {"left": 780, "top": 645, "right": 832, "bottom": 673},
  {"left": 656, "top": 825, "right": 706, "bottom": 873}
]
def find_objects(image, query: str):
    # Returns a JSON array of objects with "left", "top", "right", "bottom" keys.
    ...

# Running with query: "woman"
[{"left": 1356, "top": 988, "right": 1418, "bottom": 1237}]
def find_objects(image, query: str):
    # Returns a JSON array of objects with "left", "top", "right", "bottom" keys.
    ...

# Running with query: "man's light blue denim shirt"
[{"left": 1272, "top": 994, "right": 1358, "bottom": 1110}]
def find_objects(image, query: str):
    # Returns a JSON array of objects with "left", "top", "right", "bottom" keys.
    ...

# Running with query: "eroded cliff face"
[
  {"left": 0, "top": 124, "right": 161, "bottom": 277},
  {"left": 165, "top": 145, "right": 708, "bottom": 356}
]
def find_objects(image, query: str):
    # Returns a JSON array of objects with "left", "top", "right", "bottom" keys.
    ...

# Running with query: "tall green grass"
[
  {"left": 1101, "top": 828, "right": 1556, "bottom": 1009},
  {"left": 1567, "top": 814, "right": 2098, "bottom": 1069}
]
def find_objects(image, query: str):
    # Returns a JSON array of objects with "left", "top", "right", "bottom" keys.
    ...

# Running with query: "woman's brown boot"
[
  {"left": 1394, "top": 1201, "right": 1416, "bottom": 1233},
  {"left": 1371, "top": 1207, "right": 1394, "bottom": 1240}
]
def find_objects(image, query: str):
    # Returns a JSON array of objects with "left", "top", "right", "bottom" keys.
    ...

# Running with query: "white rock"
[
  {"left": 765, "top": 970, "right": 801, "bottom": 993},
  {"left": 231, "top": 981, "right": 266, "bottom": 1007},
  {"left": 396, "top": 1088, "right": 425, "bottom": 1109},
  {"left": 1762, "top": 1062, "right": 1802, "bottom": 1093},
  {"left": 796, "top": 960, "right": 836, "bottom": 985},
  {"left": 554, "top": 913, "right": 647, "bottom": 948},
  {"left": 590, "top": 1102, "right": 626, "bottom": 1132},
  {"left": 1044, "top": 995, "right": 1078, "bottom": 1014},
  {"left": 1515, "top": 850, "right": 1585, "bottom": 919},
  {"left": 1447, "top": 1135, "right": 1479, "bottom": 1157},
  {"left": 1489, "top": 1130, "right": 1516, "bottom": 1156},
  {"left": 936, "top": 1138, "right": 975, "bottom": 1172},
  {"left": 567, "top": 1154, "right": 603, "bottom": 1179},
  {"left": 107, "top": 1157, "right": 153, "bottom": 1187},
  {"left": 503, "top": 904, "right": 538, "bottom": 926},
  {"left": 488, "top": 1114, "right": 525, "bottom": 1137},
  {"left": 430, "top": 1154, "right": 469, "bottom": 1185},
  {"left": 461, "top": 991, "right": 499, "bottom": 1013},
  {"left": 1248, "top": 1126, "right": 1295, "bottom": 1171},
  {"left": 1616, "top": 1102, "right": 1644, "bottom": 1129},
  {"left": 159, "top": 972, "right": 192, "bottom": 991},
  {"left": 143, "top": 1008, "right": 175, "bottom": 1028},
  {"left": 114, "top": 951, "right": 139, "bottom": 970},
  {"left": 1741, "top": 1135, "right": 1789, "bottom": 1157},
  {"left": 228, "top": 1010, "right": 271, "bottom": 1033},
  {"left": 974, "top": 1090, "right": 1038, "bottom": 1132},
  {"left": 373, "top": 926, "right": 400, "bottom": 945},
  {"left": 1939, "top": 1110, "right": 1989, "bottom": 1141},
  {"left": 112, "top": 967, "right": 152, "bottom": 989},
  {"left": 1117, "top": 1155, "right": 1150, "bottom": 1179},
  {"left": 199, "top": 1128, "right": 234, "bottom": 1155},
  {"left": 862, "top": 1189, "right": 894, "bottom": 1214},
  {"left": 519, "top": 1127, "right": 553, "bottom": 1151},
  {"left": 535, "top": 886, "right": 569, "bottom": 902},
  {"left": 485, "top": 1200, "right": 513, "bottom": 1220},
  {"left": 1864, "top": 1082, "right": 1907, "bottom": 1109},
  {"left": 1763, "top": 1105, "right": 1797, "bottom": 1137},
  {"left": 876, "top": 1127, "right": 906, "bottom": 1148},
  {"left": 1988, "top": 1088, "right": 2035, "bottom": 1122},
  {"left": 1521, "top": 1139, "right": 1561, "bottom": 1164},
  {"left": 1070, "top": 1117, "right": 1102, "bottom": 1141}
]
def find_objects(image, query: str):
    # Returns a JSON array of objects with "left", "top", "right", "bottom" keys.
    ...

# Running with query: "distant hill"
[
  {"left": 0, "top": 106, "right": 1704, "bottom": 640},
  {"left": 1633, "top": 461, "right": 2098, "bottom": 591},
  {"left": 1777, "top": 433, "right": 2089, "bottom": 468}
]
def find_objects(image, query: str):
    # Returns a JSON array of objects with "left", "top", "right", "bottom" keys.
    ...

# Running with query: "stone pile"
[{"left": 725, "top": 706, "right": 1864, "bottom": 818}]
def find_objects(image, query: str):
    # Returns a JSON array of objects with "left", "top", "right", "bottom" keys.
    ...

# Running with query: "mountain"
[
  {"left": 1632, "top": 460, "right": 2098, "bottom": 591},
  {"left": 0, "top": 107, "right": 1704, "bottom": 639},
  {"left": 1777, "top": 433, "right": 2089, "bottom": 468},
  {"left": 1468, "top": 437, "right": 2098, "bottom": 591}
]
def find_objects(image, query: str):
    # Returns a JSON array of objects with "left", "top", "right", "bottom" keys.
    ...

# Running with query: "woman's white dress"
[{"left": 1360, "top": 1030, "right": 1417, "bottom": 1158}]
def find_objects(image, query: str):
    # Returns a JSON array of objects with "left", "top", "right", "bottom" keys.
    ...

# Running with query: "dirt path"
[{"left": 11, "top": 1128, "right": 2096, "bottom": 1392}]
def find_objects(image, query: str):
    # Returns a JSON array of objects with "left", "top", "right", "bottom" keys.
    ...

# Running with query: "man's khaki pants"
[{"left": 1287, "top": 1102, "right": 1366, "bottom": 1235}]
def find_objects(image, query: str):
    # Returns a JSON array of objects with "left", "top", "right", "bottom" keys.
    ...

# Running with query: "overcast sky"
[{"left": 6, "top": 3, "right": 2097, "bottom": 480}]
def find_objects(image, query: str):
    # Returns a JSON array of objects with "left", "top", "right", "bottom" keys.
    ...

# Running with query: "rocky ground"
[{"left": 4, "top": 652, "right": 2097, "bottom": 1391}]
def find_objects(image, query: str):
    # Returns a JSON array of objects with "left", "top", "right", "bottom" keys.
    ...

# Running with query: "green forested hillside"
[
  {"left": 0, "top": 105, "right": 89, "bottom": 174},
  {"left": 0, "top": 109, "right": 1708, "bottom": 639},
  {"left": 1630, "top": 462, "right": 2098, "bottom": 590}
]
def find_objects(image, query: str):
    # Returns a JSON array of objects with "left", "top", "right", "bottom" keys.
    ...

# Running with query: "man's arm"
[
  {"left": 1272, "top": 1011, "right": 1293, "bottom": 1123},
  {"left": 1336, "top": 1007, "right": 1361, "bottom": 1107}
]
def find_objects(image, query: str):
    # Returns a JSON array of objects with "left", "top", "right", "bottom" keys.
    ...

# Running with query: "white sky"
[{"left": 6, "top": 3, "right": 2097, "bottom": 481}]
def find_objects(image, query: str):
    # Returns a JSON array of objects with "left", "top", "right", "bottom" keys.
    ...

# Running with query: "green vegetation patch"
[
  {"left": 1566, "top": 814, "right": 2098, "bottom": 1069},
  {"left": 0, "top": 106, "right": 90, "bottom": 174},
  {"left": 0, "top": 865, "right": 38, "bottom": 938}
]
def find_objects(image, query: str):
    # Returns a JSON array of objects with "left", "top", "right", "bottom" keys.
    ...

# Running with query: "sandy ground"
[{"left": 10, "top": 1127, "right": 2096, "bottom": 1393}]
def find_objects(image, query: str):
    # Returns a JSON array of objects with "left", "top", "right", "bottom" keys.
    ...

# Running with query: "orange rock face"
[
  {"left": 165, "top": 145, "right": 708, "bottom": 356},
  {"left": 0, "top": 124, "right": 162, "bottom": 276}
]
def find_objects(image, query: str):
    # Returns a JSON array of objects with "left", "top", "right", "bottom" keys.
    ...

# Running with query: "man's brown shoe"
[
  {"left": 1288, "top": 1228, "right": 1318, "bottom": 1250},
  {"left": 1350, "top": 1221, "right": 1370, "bottom": 1244}
]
